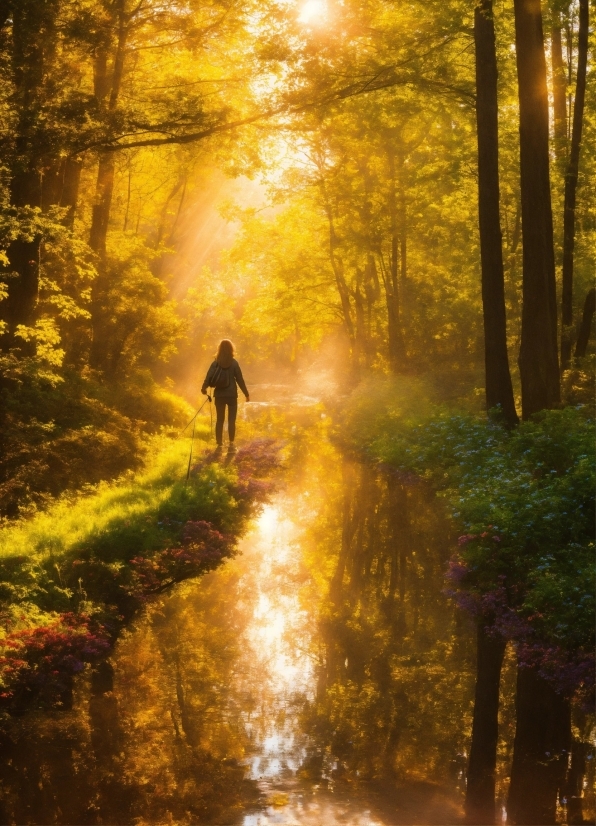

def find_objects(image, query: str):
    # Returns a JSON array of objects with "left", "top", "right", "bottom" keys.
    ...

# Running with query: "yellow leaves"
[{"left": 12, "top": 318, "right": 65, "bottom": 384}]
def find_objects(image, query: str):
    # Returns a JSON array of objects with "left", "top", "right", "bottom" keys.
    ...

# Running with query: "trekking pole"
[
  {"left": 182, "top": 394, "right": 212, "bottom": 433},
  {"left": 184, "top": 395, "right": 211, "bottom": 483}
]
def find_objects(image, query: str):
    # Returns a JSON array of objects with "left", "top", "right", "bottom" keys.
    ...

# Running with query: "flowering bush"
[
  {"left": 130, "top": 521, "right": 234, "bottom": 596},
  {"left": 0, "top": 438, "right": 282, "bottom": 715},
  {"left": 0, "top": 613, "right": 110, "bottom": 712}
]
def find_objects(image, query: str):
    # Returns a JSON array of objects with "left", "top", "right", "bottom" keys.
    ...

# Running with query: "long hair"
[{"left": 216, "top": 339, "right": 235, "bottom": 368}]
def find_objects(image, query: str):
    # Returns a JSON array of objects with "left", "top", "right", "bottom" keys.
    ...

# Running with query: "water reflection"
[
  {"left": 220, "top": 430, "right": 472, "bottom": 824},
  {"left": 0, "top": 423, "right": 476, "bottom": 824}
]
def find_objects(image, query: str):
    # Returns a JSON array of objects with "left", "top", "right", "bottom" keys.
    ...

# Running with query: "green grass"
[{"left": 0, "top": 428, "right": 214, "bottom": 560}]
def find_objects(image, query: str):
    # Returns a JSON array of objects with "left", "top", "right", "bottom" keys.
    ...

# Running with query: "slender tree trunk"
[
  {"left": 560, "top": 0, "right": 589, "bottom": 371},
  {"left": 474, "top": 0, "right": 519, "bottom": 426},
  {"left": 513, "top": 0, "right": 560, "bottom": 418},
  {"left": 89, "top": 156, "right": 116, "bottom": 258},
  {"left": 330, "top": 462, "right": 359, "bottom": 601},
  {"left": 363, "top": 254, "right": 379, "bottom": 340},
  {"left": 353, "top": 273, "right": 367, "bottom": 365},
  {"left": 574, "top": 287, "right": 595, "bottom": 359},
  {"left": 89, "top": 2, "right": 129, "bottom": 372},
  {"left": 386, "top": 148, "right": 407, "bottom": 372},
  {"left": 550, "top": 11, "right": 568, "bottom": 165},
  {"left": 60, "top": 158, "right": 83, "bottom": 227},
  {"left": 167, "top": 177, "right": 188, "bottom": 244},
  {"left": 89, "top": 5, "right": 128, "bottom": 258},
  {"left": 4, "top": 182, "right": 41, "bottom": 347},
  {"left": 465, "top": 623, "right": 507, "bottom": 825},
  {"left": 89, "top": 156, "right": 116, "bottom": 370},
  {"left": 399, "top": 185, "right": 407, "bottom": 286},
  {"left": 323, "top": 204, "right": 356, "bottom": 358},
  {"left": 507, "top": 664, "right": 571, "bottom": 825},
  {"left": 1, "top": 1, "right": 58, "bottom": 346}
]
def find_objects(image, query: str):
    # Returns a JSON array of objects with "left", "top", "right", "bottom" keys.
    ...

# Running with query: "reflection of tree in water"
[
  {"left": 0, "top": 569, "right": 259, "bottom": 825},
  {"left": 301, "top": 459, "right": 476, "bottom": 796}
]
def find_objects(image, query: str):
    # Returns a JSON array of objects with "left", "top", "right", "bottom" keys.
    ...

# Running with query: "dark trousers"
[{"left": 214, "top": 397, "right": 237, "bottom": 445}]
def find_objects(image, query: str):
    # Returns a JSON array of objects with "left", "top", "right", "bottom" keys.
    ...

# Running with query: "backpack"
[{"left": 209, "top": 361, "right": 230, "bottom": 390}]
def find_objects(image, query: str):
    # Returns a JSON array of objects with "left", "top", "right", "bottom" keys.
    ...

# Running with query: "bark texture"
[
  {"left": 513, "top": 0, "right": 560, "bottom": 418},
  {"left": 89, "top": 1, "right": 129, "bottom": 371},
  {"left": 574, "top": 287, "right": 595, "bottom": 359},
  {"left": 550, "top": 13, "right": 568, "bottom": 164},
  {"left": 474, "top": 0, "right": 518, "bottom": 426},
  {"left": 386, "top": 148, "right": 407, "bottom": 372},
  {"left": 560, "top": 0, "right": 589, "bottom": 370}
]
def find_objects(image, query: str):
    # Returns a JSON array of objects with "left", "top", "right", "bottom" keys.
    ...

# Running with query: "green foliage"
[
  {"left": 98, "top": 234, "right": 186, "bottom": 376},
  {"left": 339, "top": 386, "right": 595, "bottom": 669},
  {"left": 0, "top": 437, "right": 212, "bottom": 559},
  {"left": 0, "top": 434, "right": 280, "bottom": 714}
]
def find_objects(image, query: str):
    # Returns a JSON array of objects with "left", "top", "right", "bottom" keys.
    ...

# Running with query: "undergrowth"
[
  {"left": 338, "top": 376, "right": 595, "bottom": 706},
  {"left": 0, "top": 369, "right": 197, "bottom": 519},
  {"left": 0, "top": 431, "right": 281, "bottom": 716}
]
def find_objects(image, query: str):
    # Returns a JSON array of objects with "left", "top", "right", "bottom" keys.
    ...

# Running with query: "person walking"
[{"left": 201, "top": 339, "right": 249, "bottom": 453}]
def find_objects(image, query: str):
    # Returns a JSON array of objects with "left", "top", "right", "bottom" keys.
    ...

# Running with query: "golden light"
[{"left": 298, "top": 0, "right": 327, "bottom": 26}]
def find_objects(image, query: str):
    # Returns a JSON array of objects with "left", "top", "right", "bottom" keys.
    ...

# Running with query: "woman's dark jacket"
[{"left": 201, "top": 359, "right": 249, "bottom": 399}]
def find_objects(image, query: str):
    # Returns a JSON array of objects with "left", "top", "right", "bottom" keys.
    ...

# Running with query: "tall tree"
[
  {"left": 508, "top": 1, "right": 568, "bottom": 819},
  {"left": 473, "top": 0, "right": 518, "bottom": 426},
  {"left": 574, "top": 287, "right": 595, "bottom": 359},
  {"left": 89, "top": 0, "right": 130, "bottom": 371},
  {"left": 550, "top": 7, "right": 569, "bottom": 165},
  {"left": 386, "top": 144, "right": 408, "bottom": 372},
  {"left": 2, "top": 0, "right": 60, "bottom": 347},
  {"left": 514, "top": 0, "right": 560, "bottom": 419},
  {"left": 466, "top": 7, "right": 519, "bottom": 810},
  {"left": 467, "top": 4, "right": 520, "bottom": 812},
  {"left": 560, "top": 0, "right": 589, "bottom": 370}
]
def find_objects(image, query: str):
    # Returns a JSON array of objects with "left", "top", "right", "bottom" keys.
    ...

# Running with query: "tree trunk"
[
  {"left": 60, "top": 158, "right": 83, "bottom": 227},
  {"left": 386, "top": 148, "right": 407, "bottom": 372},
  {"left": 560, "top": 0, "right": 589, "bottom": 371},
  {"left": 465, "top": 623, "right": 506, "bottom": 825},
  {"left": 574, "top": 287, "right": 595, "bottom": 359},
  {"left": 1, "top": 1, "right": 58, "bottom": 345},
  {"left": 3, "top": 159, "right": 49, "bottom": 346},
  {"left": 363, "top": 254, "right": 380, "bottom": 340},
  {"left": 89, "top": 155, "right": 116, "bottom": 258},
  {"left": 89, "top": 156, "right": 116, "bottom": 371},
  {"left": 514, "top": 0, "right": 560, "bottom": 418},
  {"left": 474, "top": 0, "right": 519, "bottom": 426},
  {"left": 88, "top": 3, "right": 129, "bottom": 372},
  {"left": 507, "top": 664, "right": 571, "bottom": 825},
  {"left": 323, "top": 205, "right": 356, "bottom": 358},
  {"left": 353, "top": 272, "right": 367, "bottom": 366},
  {"left": 550, "top": 12, "right": 568, "bottom": 165}
]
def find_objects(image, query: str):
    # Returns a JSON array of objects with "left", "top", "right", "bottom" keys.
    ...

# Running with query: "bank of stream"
[
  {"left": 0, "top": 392, "right": 520, "bottom": 824},
  {"left": 109, "top": 392, "right": 489, "bottom": 824}
]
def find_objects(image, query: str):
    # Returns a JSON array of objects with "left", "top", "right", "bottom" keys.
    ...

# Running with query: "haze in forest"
[{"left": 0, "top": 1, "right": 594, "bottom": 825}]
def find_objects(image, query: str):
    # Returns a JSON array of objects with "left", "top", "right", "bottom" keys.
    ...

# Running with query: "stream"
[
  {"left": 230, "top": 482, "right": 469, "bottom": 825},
  {"left": 0, "top": 392, "right": 497, "bottom": 825},
  {"left": 155, "top": 388, "right": 481, "bottom": 824}
]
